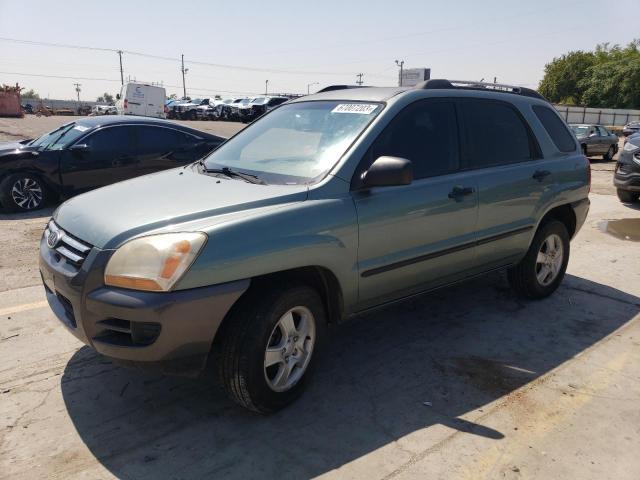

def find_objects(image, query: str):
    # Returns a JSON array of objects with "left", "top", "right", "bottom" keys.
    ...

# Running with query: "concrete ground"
[{"left": 0, "top": 116, "right": 639, "bottom": 479}]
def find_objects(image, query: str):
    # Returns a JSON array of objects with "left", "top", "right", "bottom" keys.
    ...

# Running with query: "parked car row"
[{"left": 166, "top": 95, "right": 291, "bottom": 123}]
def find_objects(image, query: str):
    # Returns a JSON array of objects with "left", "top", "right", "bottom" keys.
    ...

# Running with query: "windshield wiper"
[{"left": 200, "top": 163, "right": 267, "bottom": 185}]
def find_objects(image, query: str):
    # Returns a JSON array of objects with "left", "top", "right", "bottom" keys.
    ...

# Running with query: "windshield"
[
  {"left": 570, "top": 125, "right": 590, "bottom": 138},
  {"left": 29, "top": 123, "right": 90, "bottom": 150},
  {"left": 203, "top": 100, "right": 383, "bottom": 184}
]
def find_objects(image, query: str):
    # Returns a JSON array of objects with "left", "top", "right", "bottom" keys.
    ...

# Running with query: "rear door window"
[
  {"left": 136, "top": 126, "right": 181, "bottom": 155},
  {"left": 460, "top": 99, "right": 534, "bottom": 168},
  {"left": 533, "top": 105, "right": 576, "bottom": 152},
  {"left": 371, "top": 99, "right": 459, "bottom": 179}
]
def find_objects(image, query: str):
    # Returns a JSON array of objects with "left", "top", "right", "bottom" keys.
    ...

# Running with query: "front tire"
[
  {"left": 508, "top": 220, "right": 570, "bottom": 299},
  {"left": 603, "top": 145, "right": 615, "bottom": 161},
  {"left": 617, "top": 188, "right": 639, "bottom": 203},
  {"left": 0, "top": 173, "right": 48, "bottom": 212},
  {"left": 215, "top": 284, "right": 326, "bottom": 413}
]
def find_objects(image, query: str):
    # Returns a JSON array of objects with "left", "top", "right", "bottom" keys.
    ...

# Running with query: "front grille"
[{"left": 44, "top": 220, "right": 93, "bottom": 267}]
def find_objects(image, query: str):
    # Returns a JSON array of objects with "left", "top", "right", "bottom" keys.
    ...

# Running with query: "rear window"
[
  {"left": 461, "top": 100, "right": 533, "bottom": 168},
  {"left": 533, "top": 105, "right": 576, "bottom": 153}
]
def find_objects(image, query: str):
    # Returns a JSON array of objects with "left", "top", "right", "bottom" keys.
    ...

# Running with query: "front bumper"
[
  {"left": 614, "top": 171, "right": 640, "bottom": 192},
  {"left": 39, "top": 234, "right": 249, "bottom": 375}
]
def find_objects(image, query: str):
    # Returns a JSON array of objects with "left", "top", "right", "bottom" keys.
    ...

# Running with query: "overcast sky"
[{"left": 0, "top": 0, "right": 636, "bottom": 101}]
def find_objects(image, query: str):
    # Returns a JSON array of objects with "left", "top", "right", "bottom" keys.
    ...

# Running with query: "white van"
[{"left": 115, "top": 83, "right": 166, "bottom": 118}]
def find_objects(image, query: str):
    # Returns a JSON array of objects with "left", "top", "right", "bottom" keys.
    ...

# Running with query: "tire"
[
  {"left": 603, "top": 145, "right": 615, "bottom": 161},
  {"left": 507, "top": 220, "right": 570, "bottom": 299},
  {"left": 0, "top": 173, "right": 48, "bottom": 212},
  {"left": 215, "top": 283, "right": 327, "bottom": 413},
  {"left": 617, "top": 189, "right": 639, "bottom": 203}
]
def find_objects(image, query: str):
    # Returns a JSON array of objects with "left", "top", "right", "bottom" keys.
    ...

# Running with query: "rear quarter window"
[{"left": 532, "top": 105, "right": 576, "bottom": 153}]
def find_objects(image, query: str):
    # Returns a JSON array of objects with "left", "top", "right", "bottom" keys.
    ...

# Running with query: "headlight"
[
  {"left": 104, "top": 232, "right": 207, "bottom": 291},
  {"left": 623, "top": 141, "right": 640, "bottom": 152}
]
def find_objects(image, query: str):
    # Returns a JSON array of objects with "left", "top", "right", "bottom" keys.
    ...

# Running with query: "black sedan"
[{"left": 0, "top": 116, "right": 224, "bottom": 212}]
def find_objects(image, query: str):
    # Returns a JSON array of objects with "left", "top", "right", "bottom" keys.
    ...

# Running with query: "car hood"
[
  {"left": 54, "top": 166, "right": 309, "bottom": 249},
  {"left": 0, "top": 140, "right": 31, "bottom": 154}
]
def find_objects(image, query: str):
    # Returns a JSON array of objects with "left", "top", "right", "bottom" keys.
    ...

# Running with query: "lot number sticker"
[{"left": 332, "top": 104, "right": 378, "bottom": 114}]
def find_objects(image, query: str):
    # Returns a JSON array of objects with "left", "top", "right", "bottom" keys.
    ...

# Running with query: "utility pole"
[
  {"left": 356, "top": 73, "right": 364, "bottom": 86},
  {"left": 73, "top": 83, "right": 81, "bottom": 103},
  {"left": 395, "top": 60, "right": 404, "bottom": 86},
  {"left": 307, "top": 82, "right": 319, "bottom": 94},
  {"left": 265, "top": 79, "right": 269, "bottom": 95},
  {"left": 117, "top": 50, "right": 124, "bottom": 86},
  {"left": 181, "top": 54, "right": 188, "bottom": 99},
  {"left": 493, "top": 76, "right": 497, "bottom": 84}
]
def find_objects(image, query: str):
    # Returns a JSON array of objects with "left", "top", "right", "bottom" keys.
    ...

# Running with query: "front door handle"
[
  {"left": 532, "top": 170, "right": 551, "bottom": 182},
  {"left": 448, "top": 186, "right": 475, "bottom": 201}
]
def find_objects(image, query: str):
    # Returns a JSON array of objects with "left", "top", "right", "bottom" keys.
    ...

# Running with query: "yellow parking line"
[{"left": 0, "top": 301, "right": 48, "bottom": 317}]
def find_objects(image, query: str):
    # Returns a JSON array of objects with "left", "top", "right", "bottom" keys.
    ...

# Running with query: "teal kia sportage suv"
[{"left": 39, "top": 80, "right": 590, "bottom": 413}]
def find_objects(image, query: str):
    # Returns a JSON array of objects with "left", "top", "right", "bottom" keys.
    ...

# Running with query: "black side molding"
[{"left": 361, "top": 225, "right": 534, "bottom": 278}]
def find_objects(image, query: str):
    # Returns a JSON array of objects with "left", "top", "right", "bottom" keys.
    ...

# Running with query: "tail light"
[{"left": 124, "top": 99, "right": 128, "bottom": 109}]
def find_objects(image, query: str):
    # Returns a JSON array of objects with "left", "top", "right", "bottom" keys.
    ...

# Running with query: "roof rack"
[
  {"left": 316, "top": 85, "right": 371, "bottom": 93},
  {"left": 415, "top": 79, "right": 545, "bottom": 100}
]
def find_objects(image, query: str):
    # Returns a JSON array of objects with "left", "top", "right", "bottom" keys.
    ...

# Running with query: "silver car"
[{"left": 570, "top": 124, "right": 618, "bottom": 161}]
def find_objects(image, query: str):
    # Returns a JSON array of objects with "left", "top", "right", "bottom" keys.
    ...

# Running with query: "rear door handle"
[
  {"left": 448, "top": 186, "right": 475, "bottom": 201},
  {"left": 532, "top": 170, "right": 551, "bottom": 182}
]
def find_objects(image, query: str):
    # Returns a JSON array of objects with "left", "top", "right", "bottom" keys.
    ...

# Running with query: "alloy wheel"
[
  {"left": 11, "top": 177, "right": 43, "bottom": 210},
  {"left": 264, "top": 306, "right": 316, "bottom": 392},
  {"left": 535, "top": 233, "right": 564, "bottom": 286}
]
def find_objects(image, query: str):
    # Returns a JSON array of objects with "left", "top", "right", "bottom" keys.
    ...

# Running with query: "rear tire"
[
  {"left": 508, "top": 220, "right": 570, "bottom": 299},
  {"left": 617, "top": 189, "right": 639, "bottom": 203},
  {"left": 0, "top": 173, "right": 48, "bottom": 212},
  {"left": 215, "top": 284, "right": 326, "bottom": 414}
]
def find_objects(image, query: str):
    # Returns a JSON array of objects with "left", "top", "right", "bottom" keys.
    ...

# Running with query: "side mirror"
[
  {"left": 361, "top": 156, "right": 413, "bottom": 188},
  {"left": 116, "top": 94, "right": 121, "bottom": 100},
  {"left": 589, "top": 132, "right": 597, "bottom": 138},
  {"left": 69, "top": 143, "right": 90, "bottom": 155}
]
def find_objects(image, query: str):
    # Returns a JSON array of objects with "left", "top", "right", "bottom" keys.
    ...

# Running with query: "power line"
[
  {"left": 0, "top": 70, "right": 263, "bottom": 95},
  {"left": 0, "top": 37, "right": 395, "bottom": 79}
]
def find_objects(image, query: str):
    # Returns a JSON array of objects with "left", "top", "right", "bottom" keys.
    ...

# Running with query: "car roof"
[{"left": 73, "top": 115, "right": 223, "bottom": 140}]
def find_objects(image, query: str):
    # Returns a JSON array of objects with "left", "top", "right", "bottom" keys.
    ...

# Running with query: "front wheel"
[
  {"left": 603, "top": 145, "right": 615, "bottom": 161},
  {"left": 507, "top": 220, "right": 570, "bottom": 299},
  {"left": 0, "top": 173, "right": 48, "bottom": 212},
  {"left": 215, "top": 284, "right": 326, "bottom": 413}
]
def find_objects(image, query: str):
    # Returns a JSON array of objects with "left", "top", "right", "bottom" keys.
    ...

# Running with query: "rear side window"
[
  {"left": 371, "top": 100, "right": 459, "bottom": 179},
  {"left": 136, "top": 126, "right": 181, "bottom": 154},
  {"left": 461, "top": 100, "right": 533, "bottom": 168},
  {"left": 532, "top": 105, "right": 576, "bottom": 153}
]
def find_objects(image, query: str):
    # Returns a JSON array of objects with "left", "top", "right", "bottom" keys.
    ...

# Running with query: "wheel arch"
[{"left": 538, "top": 203, "right": 577, "bottom": 239}]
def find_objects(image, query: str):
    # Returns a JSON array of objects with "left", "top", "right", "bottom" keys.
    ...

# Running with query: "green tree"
[
  {"left": 538, "top": 51, "right": 595, "bottom": 105},
  {"left": 96, "top": 92, "right": 115, "bottom": 104},
  {"left": 539, "top": 40, "right": 640, "bottom": 108},
  {"left": 21, "top": 88, "right": 40, "bottom": 99}
]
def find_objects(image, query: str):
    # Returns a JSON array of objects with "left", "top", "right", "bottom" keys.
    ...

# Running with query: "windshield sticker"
[
  {"left": 332, "top": 104, "right": 378, "bottom": 114},
  {"left": 73, "top": 125, "right": 89, "bottom": 132}
]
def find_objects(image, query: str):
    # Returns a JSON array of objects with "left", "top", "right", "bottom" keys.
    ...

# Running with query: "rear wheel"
[
  {"left": 0, "top": 173, "right": 48, "bottom": 212},
  {"left": 617, "top": 189, "right": 639, "bottom": 203},
  {"left": 215, "top": 284, "right": 326, "bottom": 413},
  {"left": 603, "top": 145, "right": 615, "bottom": 161},
  {"left": 508, "top": 220, "right": 570, "bottom": 299}
]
